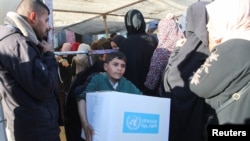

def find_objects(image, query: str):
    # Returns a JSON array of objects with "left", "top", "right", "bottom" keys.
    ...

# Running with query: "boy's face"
[{"left": 104, "top": 57, "right": 126, "bottom": 82}]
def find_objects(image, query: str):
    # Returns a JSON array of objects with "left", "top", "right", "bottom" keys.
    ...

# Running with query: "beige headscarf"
[
  {"left": 206, "top": 0, "right": 250, "bottom": 43},
  {"left": 74, "top": 43, "right": 91, "bottom": 62},
  {"left": 73, "top": 43, "right": 91, "bottom": 74}
]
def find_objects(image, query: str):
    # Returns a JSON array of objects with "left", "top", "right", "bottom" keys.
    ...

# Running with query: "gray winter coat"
[{"left": 0, "top": 12, "right": 60, "bottom": 141}]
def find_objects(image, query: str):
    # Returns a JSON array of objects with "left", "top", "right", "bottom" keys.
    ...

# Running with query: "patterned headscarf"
[
  {"left": 144, "top": 15, "right": 184, "bottom": 91},
  {"left": 157, "top": 16, "right": 184, "bottom": 52}
]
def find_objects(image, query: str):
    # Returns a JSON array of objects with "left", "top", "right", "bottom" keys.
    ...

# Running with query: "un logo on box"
[{"left": 123, "top": 112, "right": 160, "bottom": 134}]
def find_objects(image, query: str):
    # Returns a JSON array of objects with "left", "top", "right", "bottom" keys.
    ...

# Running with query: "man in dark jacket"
[{"left": 0, "top": 0, "right": 60, "bottom": 141}]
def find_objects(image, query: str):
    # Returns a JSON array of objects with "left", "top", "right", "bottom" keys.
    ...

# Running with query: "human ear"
[
  {"left": 104, "top": 63, "right": 108, "bottom": 71},
  {"left": 28, "top": 12, "right": 37, "bottom": 24}
]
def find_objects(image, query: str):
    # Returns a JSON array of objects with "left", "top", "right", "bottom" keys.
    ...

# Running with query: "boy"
[{"left": 77, "top": 51, "right": 142, "bottom": 141}]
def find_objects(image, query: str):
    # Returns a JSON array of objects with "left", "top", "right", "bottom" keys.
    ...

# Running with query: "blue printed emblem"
[{"left": 122, "top": 112, "right": 160, "bottom": 134}]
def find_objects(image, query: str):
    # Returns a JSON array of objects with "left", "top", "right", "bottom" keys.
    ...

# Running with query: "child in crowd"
[{"left": 76, "top": 51, "right": 142, "bottom": 141}]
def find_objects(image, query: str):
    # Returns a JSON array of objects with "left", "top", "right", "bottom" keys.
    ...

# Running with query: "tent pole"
[
  {"left": 43, "top": 0, "right": 54, "bottom": 44},
  {"left": 103, "top": 15, "right": 109, "bottom": 39},
  {"left": 0, "top": 97, "right": 7, "bottom": 141}
]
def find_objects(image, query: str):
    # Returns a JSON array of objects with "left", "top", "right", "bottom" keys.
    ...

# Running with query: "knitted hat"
[{"left": 148, "top": 20, "right": 159, "bottom": 30}]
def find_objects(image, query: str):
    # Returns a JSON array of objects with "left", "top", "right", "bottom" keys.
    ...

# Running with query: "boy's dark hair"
[{"left": 105, "top": 51, "right": 127, "bottom": 63}]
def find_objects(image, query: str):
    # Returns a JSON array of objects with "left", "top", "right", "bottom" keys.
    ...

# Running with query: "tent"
[
  {"left": 52, "top": 0, "right": 198, "bottom": 35},
  {"left": 0, "top": 0, "right": 212, "bottom": 36}
]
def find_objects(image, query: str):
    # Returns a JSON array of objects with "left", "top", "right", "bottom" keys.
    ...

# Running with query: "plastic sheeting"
[{"left": 0, "top": 0, "right": 209, "bottom": 35}]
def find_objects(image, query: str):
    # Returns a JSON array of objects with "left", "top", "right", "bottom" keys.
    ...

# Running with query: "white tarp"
[
  {"left": 0, "top": 0, "right": 212, "bottom": 35},
  {"left": 0, "top": 0, "right": 19, "bottom": 25}
]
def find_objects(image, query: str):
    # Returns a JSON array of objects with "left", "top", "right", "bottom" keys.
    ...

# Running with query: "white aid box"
[{"left": 81, "top": 91, "right": 171, "bottom": 141}]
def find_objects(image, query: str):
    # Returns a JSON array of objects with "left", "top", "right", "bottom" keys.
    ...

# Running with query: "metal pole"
[
  {"left": 54, "top": 51, "right": 89, "bottom": 56},
  {"left": 43, "top": 0, "right": 54, "bottom": 44},
  {"left": 103, "top": 15, "right": 109, "bottom": 39},
  {"left": 0, "top": 97, "right": 7, "bottom": 141},
  {"left": 54, "top": 49, "right": 118, "bottom": 56},
  {"left": 54, "top": 49, "right": 118, "bottom": 65}
]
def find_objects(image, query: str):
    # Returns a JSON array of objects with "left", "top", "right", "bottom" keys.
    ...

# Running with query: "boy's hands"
[{"left": 83, "top": 122, "right": 94, "bottom": 141}]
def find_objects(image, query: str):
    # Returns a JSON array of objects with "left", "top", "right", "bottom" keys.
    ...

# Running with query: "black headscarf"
[
  {"left": 112, "top": 35, "right": 126, "bottom": 47},
  {"left": 125, "top": 9, "right": 146, "bottom": 35},
  {"left": 120, "top": 9, "right": 157, "bottom": 95},
  {"left": 164, "top": 1, "right": 210, "bottom": 94},
  {"left": 185, "top": 1, "right": 209, "bottom": 46}
]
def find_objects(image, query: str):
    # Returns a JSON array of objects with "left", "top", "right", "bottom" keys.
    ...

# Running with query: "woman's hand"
[
  {"left": 176, "top": 38, "right": 186, "bottom": 47},
  {"left": 60, "top": 59, "right": 70, "bottom": 67},
  {"left": 56, "top": 56, "right": 70, "bottom": 67}
]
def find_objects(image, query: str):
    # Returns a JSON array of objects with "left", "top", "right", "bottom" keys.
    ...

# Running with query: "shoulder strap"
[
  {"left": 0, "top": 25, "right": 20, "bottom": 41},
  {"left": 216, "top": 81, "right": 250, "bottom": 113},
  {"left": 0, "top": 32, "right": 18, "bottom": 42}
]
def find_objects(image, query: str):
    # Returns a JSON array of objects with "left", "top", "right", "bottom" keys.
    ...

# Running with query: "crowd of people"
[{"left": 0, "top": 0, "right": 250, "bottom": 141}]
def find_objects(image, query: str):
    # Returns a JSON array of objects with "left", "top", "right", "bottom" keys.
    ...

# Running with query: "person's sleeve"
[
  {"left": 127, "top": 81, "right": 143, "bottom": 95},
  {"left": 8, "top": 41, "right": 58, "bottom": 101},
  {"left": 76, "top": 74, "right": 98, "bottom": 101},
  {"left": 144, "top": 48, "right": 170, "bottom": 90},
  {"left": 189, "top": 46, "right": 242, "bottom": 99}
]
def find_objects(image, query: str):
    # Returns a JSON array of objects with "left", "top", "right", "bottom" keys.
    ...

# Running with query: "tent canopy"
[
  {"left": 53, "top": 0, "right": 201, "bottom": 35},
  {"left": 1, "top": 0, "right": 211, "bottom": 35}
]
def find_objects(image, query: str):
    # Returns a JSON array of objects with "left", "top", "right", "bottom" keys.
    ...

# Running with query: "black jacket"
[
  {"left": 0, "top": 13, "right": 60, "bottom": 141},
  {"left": 163, "top": 2, "right": 210, "bottom": 141},
  {"left": 120, "top": 9, "right": 157, "bottom": 95}
]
